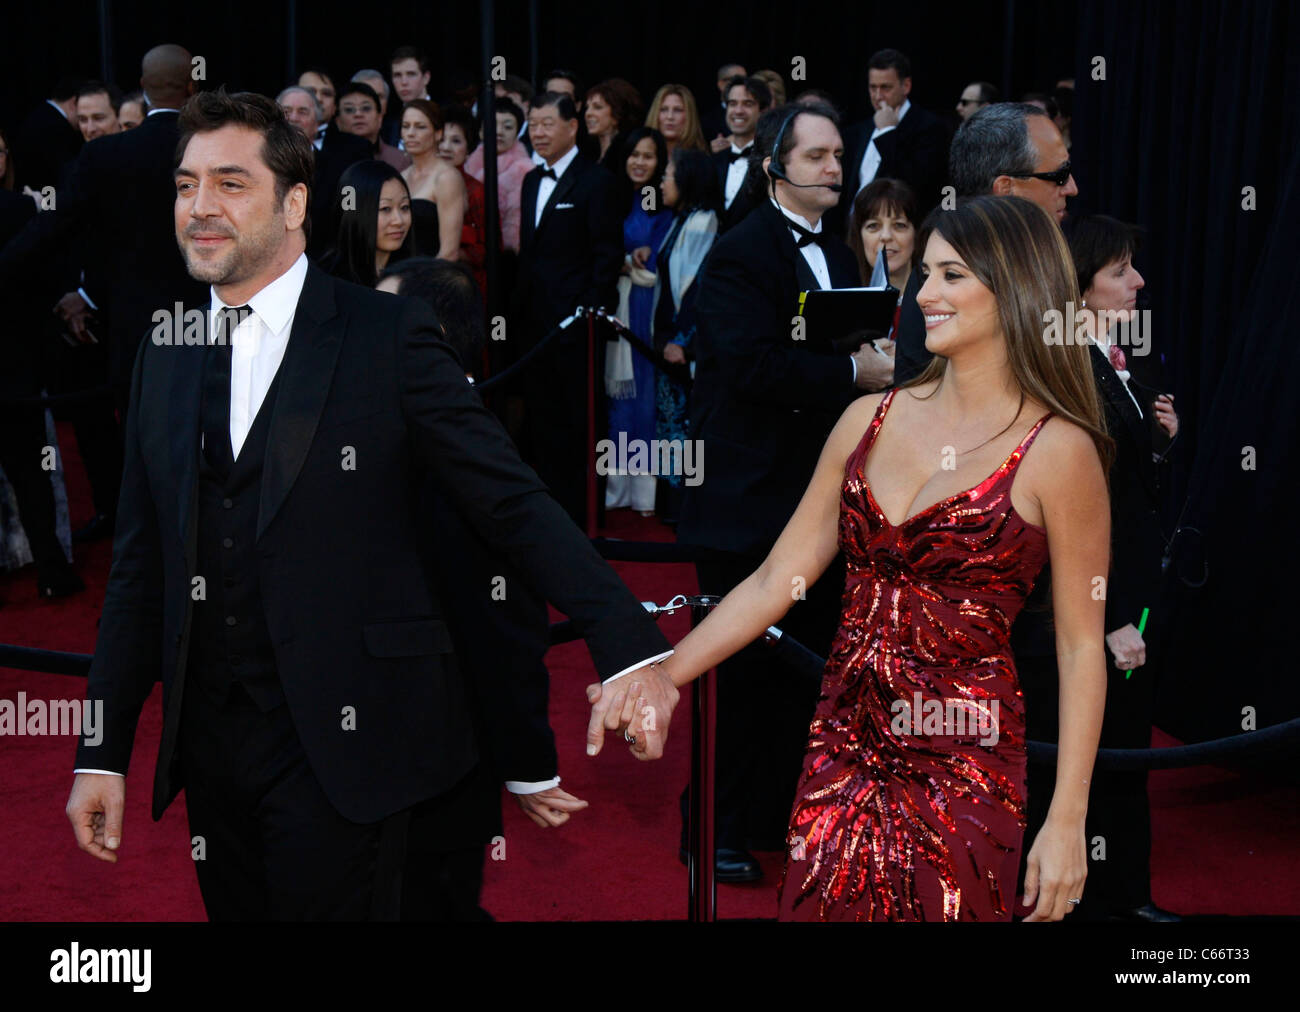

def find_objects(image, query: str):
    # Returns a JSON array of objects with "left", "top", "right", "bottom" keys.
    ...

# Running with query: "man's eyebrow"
[{"left": 173, "top": 165, "right": 254, "bottom": 179}]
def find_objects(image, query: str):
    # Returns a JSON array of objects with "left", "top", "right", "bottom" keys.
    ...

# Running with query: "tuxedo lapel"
[
  {"left": 535, "top": 159, "right": 583, "bottom": 234},
  {"left": 170, "top": 317, "right": 207, "bottom": 558},
  {"left": 521, "top": 172, "right": 539, "bottom": 247},
  {"left": 1089, "top": 344, "right": 1156, "bottom": 496},
  {"left": 256, "top": 266, "right": 346, "bottom": 542}
]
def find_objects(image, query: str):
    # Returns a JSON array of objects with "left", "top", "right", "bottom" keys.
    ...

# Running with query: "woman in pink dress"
[{"left": 465, "top": 98, "right": 531, "bottom": 253}]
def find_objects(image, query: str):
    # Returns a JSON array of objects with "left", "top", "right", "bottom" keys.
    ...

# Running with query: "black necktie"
[
  {"left": 727, "top": 147, "right": 749, "bottom": 163},
  {"left": 201, "top": 305, "right": 249, "bottom": 474},
  {"left": 538, "top": 166, "right": 557, "bottom": 181},
  {"left": 790, "top": 222, "right": 830, "bottom": 248}
]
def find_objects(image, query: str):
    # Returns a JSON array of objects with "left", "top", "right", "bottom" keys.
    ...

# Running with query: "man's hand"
[
  {"left": 585, "top": 663, "right": 680, "bottom": 760},
  {"left": 1153, "top": 393, "right": 1178, "bottom": 438},
  {"left": 1105, "top": 623, "right": 1146, "bottom": 670},
  {"left": 53, "top": 291, "right": 95, "bottom": 344},
  {"left": 873, "top": 101, "right": 900, "bottom": 130},
  {"left": 852, "top": 341, "right": 894, "bottom": 391},
  {"left": 710, "top": 133, "right": 730, "bottom": 154},
  {"left": 514, "top": 786, "right": 588, "bottom": 827},
  {"left": 663, "top": 343, "right": 687, "bottom": 365},
  {"left": 66, "top": 773, "right": 125, "bottom": 863}
]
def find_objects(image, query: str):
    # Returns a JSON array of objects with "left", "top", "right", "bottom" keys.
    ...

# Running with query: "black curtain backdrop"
[
  {"left": 1073, "top": 0, "right": 1300, "bottom": 744},
  {"left": 2, "top": 0, "right": 1295, "bottom": 745},
  {"left": 1, "top": 0, "right": 1077, "bottom": 141}
]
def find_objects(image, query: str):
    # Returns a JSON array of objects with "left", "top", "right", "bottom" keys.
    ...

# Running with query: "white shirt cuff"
[
  {"left": 74, "top": 769, "right": 123, "bottom": 776},
  {"left": 77, "top": 287, "right": 98, "bottom": 311},
  {"left": 505, "top": 776, "right": 561, "bottom": 795},
  {"left": 602, "top": 649, "right": 674, "bottom": 685}
]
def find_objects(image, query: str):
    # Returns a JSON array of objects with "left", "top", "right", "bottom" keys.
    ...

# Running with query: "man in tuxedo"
[
  {"left": 892, "top": 102, "right": 1079, "bottom": 387},
  {"left": 15, "top": 76, "right": 84, "bottom": 191},
  {"left": 64, "top": 89, "right": 679, "bottom": 921},
  {"left": 827, "top": 48, "right": 949, "bottom": 238},
  {"left": 74, "top": 81, "right": 123, "bottom": 141},
  {"left": 277, "top": 85, "right": 370, "bottom": 258},
  {"left": 712, "top": 75, "right": 770, "bottom": 233},
  {"left": 676, "top": 102, "right": 894, "bottom": 881},
  {"left": 703, "top": 62, "right": 747, "bottom": 152},
  {"left": 0, "top": 44, "right": 207, "bottom": 539},
  {"left": 513, "top": 91, "right": 623, "bottom": 526},
  {"left": 298, "top": 68, "right": 338, "bottom": 140}
]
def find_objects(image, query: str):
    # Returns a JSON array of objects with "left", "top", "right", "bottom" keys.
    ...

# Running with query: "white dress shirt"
[
  {"left": 723, "top": 142, "right": 753, "bottom": 208},
  {"left": 533, "top": 143, "right": 579, "bottom": 226},
  {"left": 209, "top": 253, "right": 309, "bottom": 459},
  {"left": 858, "top": 97, "right": 911, "bottom": 195}
]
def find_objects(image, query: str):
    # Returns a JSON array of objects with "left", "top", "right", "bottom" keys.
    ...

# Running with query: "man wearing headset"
[{"left": 675, "top": 102, "right": 895, "bottom": 882}]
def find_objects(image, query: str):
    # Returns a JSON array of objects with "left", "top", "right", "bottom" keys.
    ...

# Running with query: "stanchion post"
[
  {"left": 585, "top": 310, "right": 598, "bottom": 538},
  {"left": 687, "top": 597, "right": 719, "bottom": 922}
]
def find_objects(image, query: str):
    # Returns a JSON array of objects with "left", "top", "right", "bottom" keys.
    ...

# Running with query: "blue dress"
[{"left": 606, "top": 202, "right": 671, "bottom": 508}]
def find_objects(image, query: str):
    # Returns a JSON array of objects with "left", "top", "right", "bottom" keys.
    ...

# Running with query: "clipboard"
[{"left": 797, "top": 287, "right": 899, "bottom": 353}]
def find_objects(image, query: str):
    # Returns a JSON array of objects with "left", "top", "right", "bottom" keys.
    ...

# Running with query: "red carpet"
[{"left": 1, "top": 423, "right": 1296, "bottom": 920}]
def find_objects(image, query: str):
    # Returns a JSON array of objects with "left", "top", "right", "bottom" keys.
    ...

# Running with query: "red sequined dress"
[{"left": 778, "top": 389, "right": 1052, "bottom": 921}]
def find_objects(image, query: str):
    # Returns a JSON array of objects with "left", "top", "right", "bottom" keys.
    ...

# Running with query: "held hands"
[
  {"left": 66, "top": 772, "right": 125, "bottom": 863},
  {"left": 1105, "top": 623, "right": 1146, "bottom": 670},
  {"left": 631, "top": 246, "right": 652, "bottom": 270},
  {"left": 663, "top": 343, "right": 687, "bottom": 365},
  {"left": 852, "top": 339, "right": 895, "bottom": 391},
  {"left": 1153, "top": 393, "right": 1178, "bottom": 438},
  {"left": 585, "top": 663, "right": 680, "bottom": 760},
  {"left": 514, "top": 786, "right": 588, "bottom": 827},
  {"left": 1022, "top": 815, "right": 1087, "bottom": 920}
]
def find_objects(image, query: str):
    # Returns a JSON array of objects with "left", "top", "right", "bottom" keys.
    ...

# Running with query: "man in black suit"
[
  {"left": 14, "top": 76, "right": 84, "bottom": 192},
  {"left": 712, "top": 75, "right": 770, "bottom": 233},
  {"left": 277, "top": 84, "right": 370, "bottom": 258},
  {"left": 892, "top": 103, "right": 1079, "bottom": 387},
  {"left": 64, "top": 89, "right": 679, "bottom": 921},
  {"left": 677, "top": 102, "right": 894, "bottom": 880},
  {"left": 0, "top": 45, "right": 206, "bottom": 417},
  {"left": 827, "top": 49, "right": 949, "bottom": 238},
  {"left": 513, "top": 91, "right": 623, "bottom": 527}
]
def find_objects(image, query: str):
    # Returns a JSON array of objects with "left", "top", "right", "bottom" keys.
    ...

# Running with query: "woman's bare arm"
[{"left": 434, "top": 165, "right": 466, "bottom": 261}]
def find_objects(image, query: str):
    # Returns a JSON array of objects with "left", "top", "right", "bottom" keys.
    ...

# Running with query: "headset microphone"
[{"left": 764, "top": 106, "right": 843, "bottom": 191}]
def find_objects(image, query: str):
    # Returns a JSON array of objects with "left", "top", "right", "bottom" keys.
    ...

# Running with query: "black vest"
[{"left": 187, "top": 341, "right": 286, "bottom": 711}]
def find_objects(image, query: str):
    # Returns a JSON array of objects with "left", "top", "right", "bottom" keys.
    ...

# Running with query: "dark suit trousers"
[
  {"left": 691, "top": 552, "right": 845, "bottom": 850},
  {"left": 179, "top": 678, "right": 492, "bottom": 921},
  {"left": 0, "top": 403, "right": 68, "bottom": 574},
  {"left": 1018, "top": 652, "right": 1155, "bottom": 916}
]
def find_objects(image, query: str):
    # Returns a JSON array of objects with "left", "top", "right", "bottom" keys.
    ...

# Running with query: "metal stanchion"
[
  {"left": 687, "top": 595, "right": 721, "bottom": 922},
  {"left": 585, "top": 309, "right": 598, "bottom": 538}
]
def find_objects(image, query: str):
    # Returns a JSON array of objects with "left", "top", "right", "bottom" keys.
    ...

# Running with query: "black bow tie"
[
  {"left": 727, "top": 147, "right": 750, "bottom": 163},
  {"left": 538, "top": 166, "right": 558, "bottom": 181},
  {"left": 789, "top": 222, "right": 830, "bottom": 248}
]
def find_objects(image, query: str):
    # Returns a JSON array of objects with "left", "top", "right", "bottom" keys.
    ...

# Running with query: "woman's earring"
[{"left": 1080, "top": 298, "right": 1087, "bottom": 308}]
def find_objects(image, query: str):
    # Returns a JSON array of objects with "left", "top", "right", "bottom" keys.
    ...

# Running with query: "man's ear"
[
  {"left": 285, "top": 182, "right": 309, "bottom": 232},
  {"left": 991, "top": 175, "right": 1015, "bottom": 197},
  {"left": 901, "top": 77, "right": 913, "bottom": 98}
]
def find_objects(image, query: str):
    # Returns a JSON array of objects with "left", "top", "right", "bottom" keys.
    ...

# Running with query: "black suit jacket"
[
  {"left": 0, "top": 110, "right": 207, "bottom": 390},
  {"left": 678, "top": 199, "right": 861, "bottom": 555},
  {"left": 1088, "top": 343, "right": 1165, "bottom": 633},
  {"left": 515, "top": 154, "right": 623, "bottom": 340},
  {"left": 309, "top": 124, "right": 372, "bottom": 258},
  {"left": 713, "top": 145, "right": 759, "bottom": 233},
  {"left": 892, "top": 270, "right": 930, "bottom": 386},
  {"left": 74, "top": 264, "right": 670, "bottom": 823},
  {"left": 828, "top": 105, "right": 950, "bottom": 236},
  {"left": 14, "top": 100, "right": 83, "bottom": 191}
]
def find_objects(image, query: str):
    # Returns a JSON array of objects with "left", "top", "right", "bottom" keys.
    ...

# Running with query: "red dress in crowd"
[
  {"left": 778, "top": 389, "right": 1054, "bottom": 921},
  {"left": 459, "top": 167, "right": 489, "bottom": 297}
]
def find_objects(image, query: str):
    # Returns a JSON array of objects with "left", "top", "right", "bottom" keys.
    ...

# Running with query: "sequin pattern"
[{"left": 777, "top": 389, "right": 1052, "bottom": 922}]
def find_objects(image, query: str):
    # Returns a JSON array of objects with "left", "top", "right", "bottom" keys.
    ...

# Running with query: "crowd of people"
[{"left": 0, "top": 39, "right": 1184, "bottom": 923}]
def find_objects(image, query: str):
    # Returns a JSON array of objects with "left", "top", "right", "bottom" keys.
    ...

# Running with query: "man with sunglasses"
[{"left": 893, "top": 101, "right": 1077, "bottom": 386}]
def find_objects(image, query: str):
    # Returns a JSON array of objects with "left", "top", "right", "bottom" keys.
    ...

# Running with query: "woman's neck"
[
  {"left": 935, "top": 348, "right": 1020, "bottom": 422},
  {"left": 375, "top": 249, "right": 390, "bottom": 274},
  {"left": 598, "top": 133, "right": 613, "bottom": 156},
  {"left": 410, "top": 149, "right": 440, "bottom": 171}
]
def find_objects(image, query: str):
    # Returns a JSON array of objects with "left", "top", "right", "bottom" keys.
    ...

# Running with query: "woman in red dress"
[{"left": 591, "top": 195, "right": 1112, "bottom": 921}]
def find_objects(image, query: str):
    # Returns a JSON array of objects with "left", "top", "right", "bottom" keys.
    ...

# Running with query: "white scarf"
[{"left": 607, "top": 261, "right": 657, "bottom": 399}]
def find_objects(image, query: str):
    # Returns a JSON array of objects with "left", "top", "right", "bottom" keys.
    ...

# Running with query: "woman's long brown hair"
[{"left": 904, "top": 194, "right": 1114, "bottom": 475}]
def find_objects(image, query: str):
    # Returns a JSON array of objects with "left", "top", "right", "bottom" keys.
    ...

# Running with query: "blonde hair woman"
[{"left": 645, "top": 84, "right": 707, "bottom": 154}]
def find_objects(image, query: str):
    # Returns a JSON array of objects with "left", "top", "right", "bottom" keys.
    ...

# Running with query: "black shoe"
[
  {"left": 1106, "top": 902, "right": 1182, "bottom": 922},
  {"left": 38, "top": 565, "right": 85, "bottom": 599},
  {"left": 72, "top": 512, "right": 114, "bottom": 543},
  {"left": 677, "top": 846, "right": 763, "bottom": 883}
]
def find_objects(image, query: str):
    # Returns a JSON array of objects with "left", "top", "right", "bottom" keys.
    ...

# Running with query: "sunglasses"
[{"left": 1001, "top": 162, "right": 1073, "bottom": 187}]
